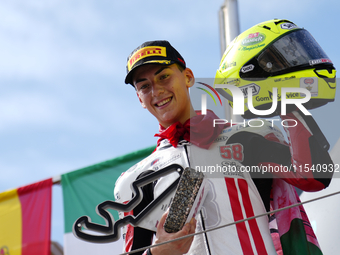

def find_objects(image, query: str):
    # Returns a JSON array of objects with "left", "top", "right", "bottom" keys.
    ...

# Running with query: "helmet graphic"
[{"left": 214, "top": 19, "right": 336, "bottom": 119}]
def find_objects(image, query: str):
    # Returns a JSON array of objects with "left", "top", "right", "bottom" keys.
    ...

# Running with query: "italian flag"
[
  {"left": 62, "top": 146, "right": 155, "bottom": 255},
  {"left": 0, "top": 178, "right": 52, "bottom": 255}
]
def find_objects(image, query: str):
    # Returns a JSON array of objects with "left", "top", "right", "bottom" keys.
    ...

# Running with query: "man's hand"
[{"left": 150, "top": 210, "right": 197, "bottom": 255}]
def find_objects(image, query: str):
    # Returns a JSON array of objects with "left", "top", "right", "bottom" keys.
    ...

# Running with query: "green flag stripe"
[{"left": 280, "top": 218, "right": 322, "bottom": 255}]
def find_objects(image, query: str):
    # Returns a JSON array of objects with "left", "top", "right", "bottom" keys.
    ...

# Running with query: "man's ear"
[
  {"left": 136, "top": 92, "right": 146, "bottom": 108},
  {"left": 184, "top": 68, "right": 195, "bottom": 88}
]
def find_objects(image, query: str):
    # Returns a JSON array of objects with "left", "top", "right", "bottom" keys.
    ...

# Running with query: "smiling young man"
[
  {"left": 121, "top": 41, "right": 200, "bottom": 255},
  {"left": 114, "top": 40, "right": 334, "bottom": 255}
]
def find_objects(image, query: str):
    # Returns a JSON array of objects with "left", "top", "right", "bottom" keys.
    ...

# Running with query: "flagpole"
[{"left": 219, "top": 0, "right": 243, "bottom": 122}]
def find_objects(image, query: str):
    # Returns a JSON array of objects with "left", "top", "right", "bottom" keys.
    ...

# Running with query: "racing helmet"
[{"left": 214, "top": 19, "right": 336, "bottom": 119}]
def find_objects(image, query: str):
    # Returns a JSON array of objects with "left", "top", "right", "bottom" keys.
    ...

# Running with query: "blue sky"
[{"left": 1, "top": 0, "right": 339, "bottom": 247}]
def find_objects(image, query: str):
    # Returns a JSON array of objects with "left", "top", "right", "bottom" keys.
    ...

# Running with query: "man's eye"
[
  {"left": 160, "top": 74, "right": 169, "bottom": 80},
  {"left": 140, "top": 84, "right": 149, "bottom": 90}
]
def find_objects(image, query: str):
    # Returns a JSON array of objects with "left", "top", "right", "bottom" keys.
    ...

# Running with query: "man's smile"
[{"left": 155, "top": 97, "right": 173, "bottom": 107}]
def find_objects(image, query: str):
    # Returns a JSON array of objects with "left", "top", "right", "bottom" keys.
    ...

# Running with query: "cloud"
[
  {"left": 0, "top": 0, "right": 120, "bottom": 80},
  {"left": 0, "top": 91, "right": 84, "bottom": 131}
]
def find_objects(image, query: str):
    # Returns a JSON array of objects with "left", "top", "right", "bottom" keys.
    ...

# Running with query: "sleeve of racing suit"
[
  {"left": 226, "top": 110, "right": 333, "bottom": 193},
  {"left": 123, "top": 170, "right": 156, "bottom": 255},
  {"left": 263, "top": 110, "right": 333, "bottom": 191}
]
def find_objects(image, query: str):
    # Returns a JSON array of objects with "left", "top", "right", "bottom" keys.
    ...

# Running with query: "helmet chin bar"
[{"left": 73, "top": 164, "right": 184, "bottom": 243}]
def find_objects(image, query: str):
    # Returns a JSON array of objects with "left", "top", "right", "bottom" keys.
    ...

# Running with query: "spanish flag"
[{"left": 0, "top": 178, "right": 52, "bottom": 255}]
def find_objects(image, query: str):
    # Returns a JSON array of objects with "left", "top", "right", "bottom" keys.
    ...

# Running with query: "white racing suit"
[{"left": 114, "top": 111, "right": 333, "bottom": 255}]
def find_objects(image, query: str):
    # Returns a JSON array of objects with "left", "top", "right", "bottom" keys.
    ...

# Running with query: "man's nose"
[{"left": 151, "top": 83, "right": 164, "bottom": 97}]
